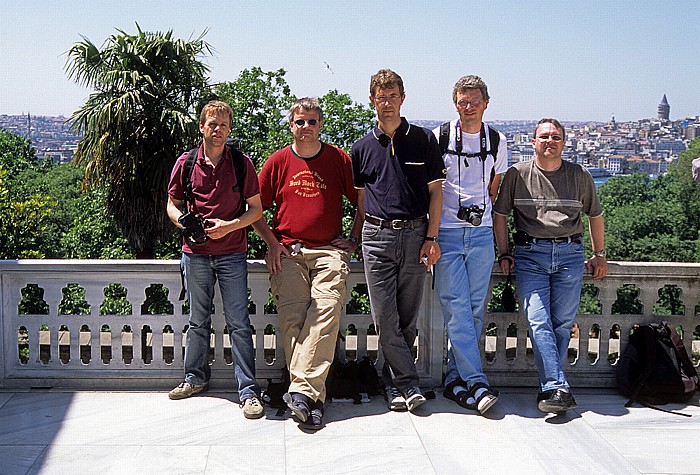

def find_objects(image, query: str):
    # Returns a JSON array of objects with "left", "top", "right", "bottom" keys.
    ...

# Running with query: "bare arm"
[
  {"left": 586, "top": 215, "right": 608, "bottom": 279},
  {"left": 489, "top": 174, "right": 502, "bottom": 203},
  {"left": 251, "top": 214, "right": 289, "bottom": 275},
  {"left": 206, "top": 194, "right": 263, "bottom": 240},
  {"left": 419, "top": 181, "right": 443, "bottom": 270},
  {"left": 494, "top": 212, "right": 513, "bottom": 274},
  {"left": 167, "top": 196, "right": 185, "bottom": 229}
]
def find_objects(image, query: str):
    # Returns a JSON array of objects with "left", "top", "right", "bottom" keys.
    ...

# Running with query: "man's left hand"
[
  {"left": 586, "top": 256, "right": 608, "bottom": 279},
  {"left": 204, "top": 218, "right": 234, "bottom": 240},
  {"left": 419, "top": 241, "right": 440, "bottom": 272},
  {"left": 331, "top": 235, "right": 359, "bottom": 253}
]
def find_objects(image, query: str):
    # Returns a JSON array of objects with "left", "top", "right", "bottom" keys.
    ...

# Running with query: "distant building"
[{"left": 658, "top": 94, "right": 670, "bottom": 121}]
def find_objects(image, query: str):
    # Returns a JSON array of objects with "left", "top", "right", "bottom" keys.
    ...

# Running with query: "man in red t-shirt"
[{"left": 253, "top": 97, "right": 361, "bottom": 430}]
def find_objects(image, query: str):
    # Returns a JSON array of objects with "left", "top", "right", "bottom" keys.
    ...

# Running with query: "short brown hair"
[
  {"left": 369, "top": 69, "right": 404, "bottom": 97},
  {"left": 452, "top": 75, "right": 490, "bottom": 103},
  {"left": 287, "top": 97, "right": 324, "bottom": 122},
  {"left": 534, "top": 118, "right": 566, "bottom": 141},
  {"left": 199, "top": 100, "right": 233, "bottom": 126}
]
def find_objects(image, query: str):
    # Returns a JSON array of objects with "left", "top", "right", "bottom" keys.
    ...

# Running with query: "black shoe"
[
  {"left": 537, "top": 389, "right": 577, "bottom": 413},
  {"left": 283, "top": 392, "right": 311, "bottom": 423}
]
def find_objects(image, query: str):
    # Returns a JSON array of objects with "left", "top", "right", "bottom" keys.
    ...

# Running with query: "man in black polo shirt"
[{"left": 351, "top": 69, "right": 445, "bottom": 412}]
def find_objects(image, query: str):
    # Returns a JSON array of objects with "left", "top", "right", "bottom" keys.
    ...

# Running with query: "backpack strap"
[
  {"left": 438, "top": 121, "right": 452, "bottom": 155},
  {"left": 227, "top": 141, "right": 248, "bottom": 218},
  {"left": 666, "top": 323, "right": 699, "bottom": 386},
  {"left": 182, "top": 145, "right": 200, "bottom": 212}
]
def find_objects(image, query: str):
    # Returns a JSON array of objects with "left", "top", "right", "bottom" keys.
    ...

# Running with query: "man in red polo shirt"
[
  {"left": 167, "top": 101, "right": 265, "bottom": 420},
  {"left": 253, "top": 97, "right": 361, "bottom": 430}
]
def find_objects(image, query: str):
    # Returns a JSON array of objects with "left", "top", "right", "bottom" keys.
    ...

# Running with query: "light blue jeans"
[
  {"left": 514, "top": 240, "right": 584, "bottom": 392},
  {"left": 435, "top": 226, "right": 493, "bottom": 388},
  {"left": 181, "top": 252, "right": 259, "bottom": 401}
]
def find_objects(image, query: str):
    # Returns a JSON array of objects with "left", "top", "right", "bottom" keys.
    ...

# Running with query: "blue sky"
[{"left": 1, "top": 0, "right": 698, "bottom": 122}]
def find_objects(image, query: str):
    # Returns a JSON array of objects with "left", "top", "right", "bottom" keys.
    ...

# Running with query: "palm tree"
[{"left": 66, "top": 24, "right": 211, "bottom": 257}]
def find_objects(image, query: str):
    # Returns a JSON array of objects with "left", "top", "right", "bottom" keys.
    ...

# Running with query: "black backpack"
[
  {"left": 437, "top": 121, "right": 501, "bottom": 187},
  {"left": 437, "top": 121, "right": 501, "bottom": 159},
  {"left": 182, "top": 137, "right": 248, "bottom": 217},
  {"left": 616, "top": 322, "right": 698, "bottom": 416}
]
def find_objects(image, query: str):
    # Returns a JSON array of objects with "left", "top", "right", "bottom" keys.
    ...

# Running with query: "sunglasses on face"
[{"left": 294, "top": 119, "right": 319, "bottom": 127}]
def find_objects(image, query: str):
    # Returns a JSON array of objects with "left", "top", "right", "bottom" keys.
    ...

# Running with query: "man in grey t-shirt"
[{"left": 493, "top": 118, "right": 607, "bottom": 414}]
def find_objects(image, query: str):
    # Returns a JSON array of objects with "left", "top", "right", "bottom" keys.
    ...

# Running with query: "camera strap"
[{"left": 455, "top": 121, "right": 491, "bottom": 212}]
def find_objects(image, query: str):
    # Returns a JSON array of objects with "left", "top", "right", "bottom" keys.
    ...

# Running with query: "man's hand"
[
  {"left": 265, "top": 240, "right": 290, "bottom": 275},
  {"left": 498, "top": 255, "right": 514, "bottom": 275},
  {"left": 331, "top": 235, "right": 359, "bottom": 254},
  {"left": 586, "top": 256, "right": 608, "bottom": 279},
  {"left": 419, "top": 241, "right": 440, "bottom": 272},
  {"left": 204, "top": 218, "right": 233, "bottom": 240}
]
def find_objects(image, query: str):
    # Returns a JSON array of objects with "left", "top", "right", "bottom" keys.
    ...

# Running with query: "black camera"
[
  {"left": 178, "top": 212, "right": 209, "bottom": 245},
  {"left": 457, "top": 205, "right": 484, "bottom": 226}
]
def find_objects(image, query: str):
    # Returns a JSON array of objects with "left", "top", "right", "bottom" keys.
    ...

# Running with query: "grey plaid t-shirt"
[{"left": 493, "top": 160, "right": 602, "bottom": 239}]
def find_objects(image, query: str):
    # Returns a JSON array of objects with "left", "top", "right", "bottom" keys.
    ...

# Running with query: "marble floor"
[{"left": 0, "top": 388, "right": 698, "bottom": 475}]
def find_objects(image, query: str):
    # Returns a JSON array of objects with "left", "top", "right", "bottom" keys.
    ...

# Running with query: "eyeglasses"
[
  {"left": 293, "top": 119, "right": 319, "bottom": 127},
  {"left": 536, "top": 134, "right": 563, "bottom": 142},
  {"left": 373, "top": 94, "right": 402, "bottom": 103},
  {"left": 456, "top": 99, "right": 483, "bottom": 108}
]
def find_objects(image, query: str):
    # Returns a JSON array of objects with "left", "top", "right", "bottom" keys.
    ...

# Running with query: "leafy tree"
[
  {"left": 0, "top": 165, "right": 55, "bottom": 258},
  {"left": 598, "top": 172, "right": 699, "bottom": 262},
  {"left": 65, "top": 24, "right": 212, "bottom": 257},
  {"left": 0, "top": 129, "right": 39, "bottom": 177},
  {"left": 319, "top": 89, "right": 374, "bottom": 152}
]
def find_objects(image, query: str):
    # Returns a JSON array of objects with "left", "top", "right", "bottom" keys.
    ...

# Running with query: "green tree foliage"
[
  {"left": 0, "top": 165, "right": 55, "bottom": 258},
  {"left": 213, "top": 67, "right": 294, "bottom": 170},
  {"left": 65, "top": 24, "right": 211, "bottom": 257},
  {"left": 319, "top": 89, "right": 374, "bottom": 152},
  {"left": 0, "top": 129, "right": 39, "bottom": 176},
  {"left": 597, "top": 171, "right": 699, "bottom": 262}
]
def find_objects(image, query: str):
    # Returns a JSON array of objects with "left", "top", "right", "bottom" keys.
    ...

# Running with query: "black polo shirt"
[{"left": 351, "top": 118, "right": 445, "bottom": 220}]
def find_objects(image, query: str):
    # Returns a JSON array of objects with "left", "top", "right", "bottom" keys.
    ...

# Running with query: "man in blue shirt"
[{"left": 351, "top": 69, "right": 445, "bottom": 412}]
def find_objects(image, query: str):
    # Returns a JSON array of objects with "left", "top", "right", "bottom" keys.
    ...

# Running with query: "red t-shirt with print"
[{"left": 258, "top": 143, "right": 357, "bottom": 247}]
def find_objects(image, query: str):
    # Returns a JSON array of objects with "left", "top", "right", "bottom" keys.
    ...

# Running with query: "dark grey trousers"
[{"left": 361, "top": 221, "right": 427, "bottom": 391}]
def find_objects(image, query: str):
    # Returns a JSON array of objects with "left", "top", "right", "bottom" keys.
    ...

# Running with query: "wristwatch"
[
  {"left": 348, "top": 236, "right": 359, "bottom": 244},
  {"left": 424, "top": 236, "right": 438, "bottom": 242},
  {"left": 592, "top": 249, "right": 607, "bottom": 258}
]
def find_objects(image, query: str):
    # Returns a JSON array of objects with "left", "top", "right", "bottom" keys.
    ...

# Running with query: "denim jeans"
[
  {"left": 514, "top": 240, "right": 584, "bottom": 392},
  {"left": 361, "top": 220, "right": 427, "bottom": 391},
  {"left": 435, "top": 226, "right": 494, "bottom": 388},
  {"left": 181, "top": 252, "right": 259, "bottom": 400}
]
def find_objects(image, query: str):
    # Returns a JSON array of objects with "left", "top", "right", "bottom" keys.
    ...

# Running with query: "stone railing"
[{"left": 1, "top": 260, "right": 699, "bottom": 390}]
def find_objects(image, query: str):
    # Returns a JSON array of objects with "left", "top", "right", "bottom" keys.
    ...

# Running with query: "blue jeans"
[
  {"left": 361, "top": 221, "right": 427, "bottom": 391},
  {"left": 514, "top": 240, "right": 584, "bottom": 392},
  {"left": 435, "top": 226, "right": 494, "bottom": 388},
  {"left": 181, "top": 252, "right": 259, "bottom": 400}
]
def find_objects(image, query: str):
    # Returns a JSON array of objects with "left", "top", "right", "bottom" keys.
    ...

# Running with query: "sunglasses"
[{"left": 294, "top": 119, "right": 318, "bottom": 127}]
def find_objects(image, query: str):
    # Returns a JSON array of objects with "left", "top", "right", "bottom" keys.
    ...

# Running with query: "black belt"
[
  {"left": 365, "top": 215, "right": 427, "bottom": 230},
  {"left": 514, "top": 231, "right": 582, "bottom": 245}
]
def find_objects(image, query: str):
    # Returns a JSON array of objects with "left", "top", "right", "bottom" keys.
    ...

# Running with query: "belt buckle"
[{"left": 390, "top": 220, "right": 404, "bottom": 230}]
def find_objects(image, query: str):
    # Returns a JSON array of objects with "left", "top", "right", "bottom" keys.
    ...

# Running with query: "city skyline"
[{"left": 1, "top": 1, "right": 699, "bottom": 122}]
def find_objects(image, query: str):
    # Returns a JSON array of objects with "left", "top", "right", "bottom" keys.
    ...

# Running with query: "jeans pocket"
[
  {"left": 514, "top": 243, "right": 532, "bottom": 253},
  {"left": 362, "top": 222, "right": 380, "bottom": 239}
]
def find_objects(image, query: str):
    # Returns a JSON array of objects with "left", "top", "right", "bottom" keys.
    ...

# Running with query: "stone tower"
[{"left": 658, "top": 94, "right": 670, "bottom": 121}]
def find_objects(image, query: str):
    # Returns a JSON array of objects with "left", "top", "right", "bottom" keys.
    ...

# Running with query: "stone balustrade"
[{"left": 1, "top": 259, "right": 699, "bottom": 390}]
